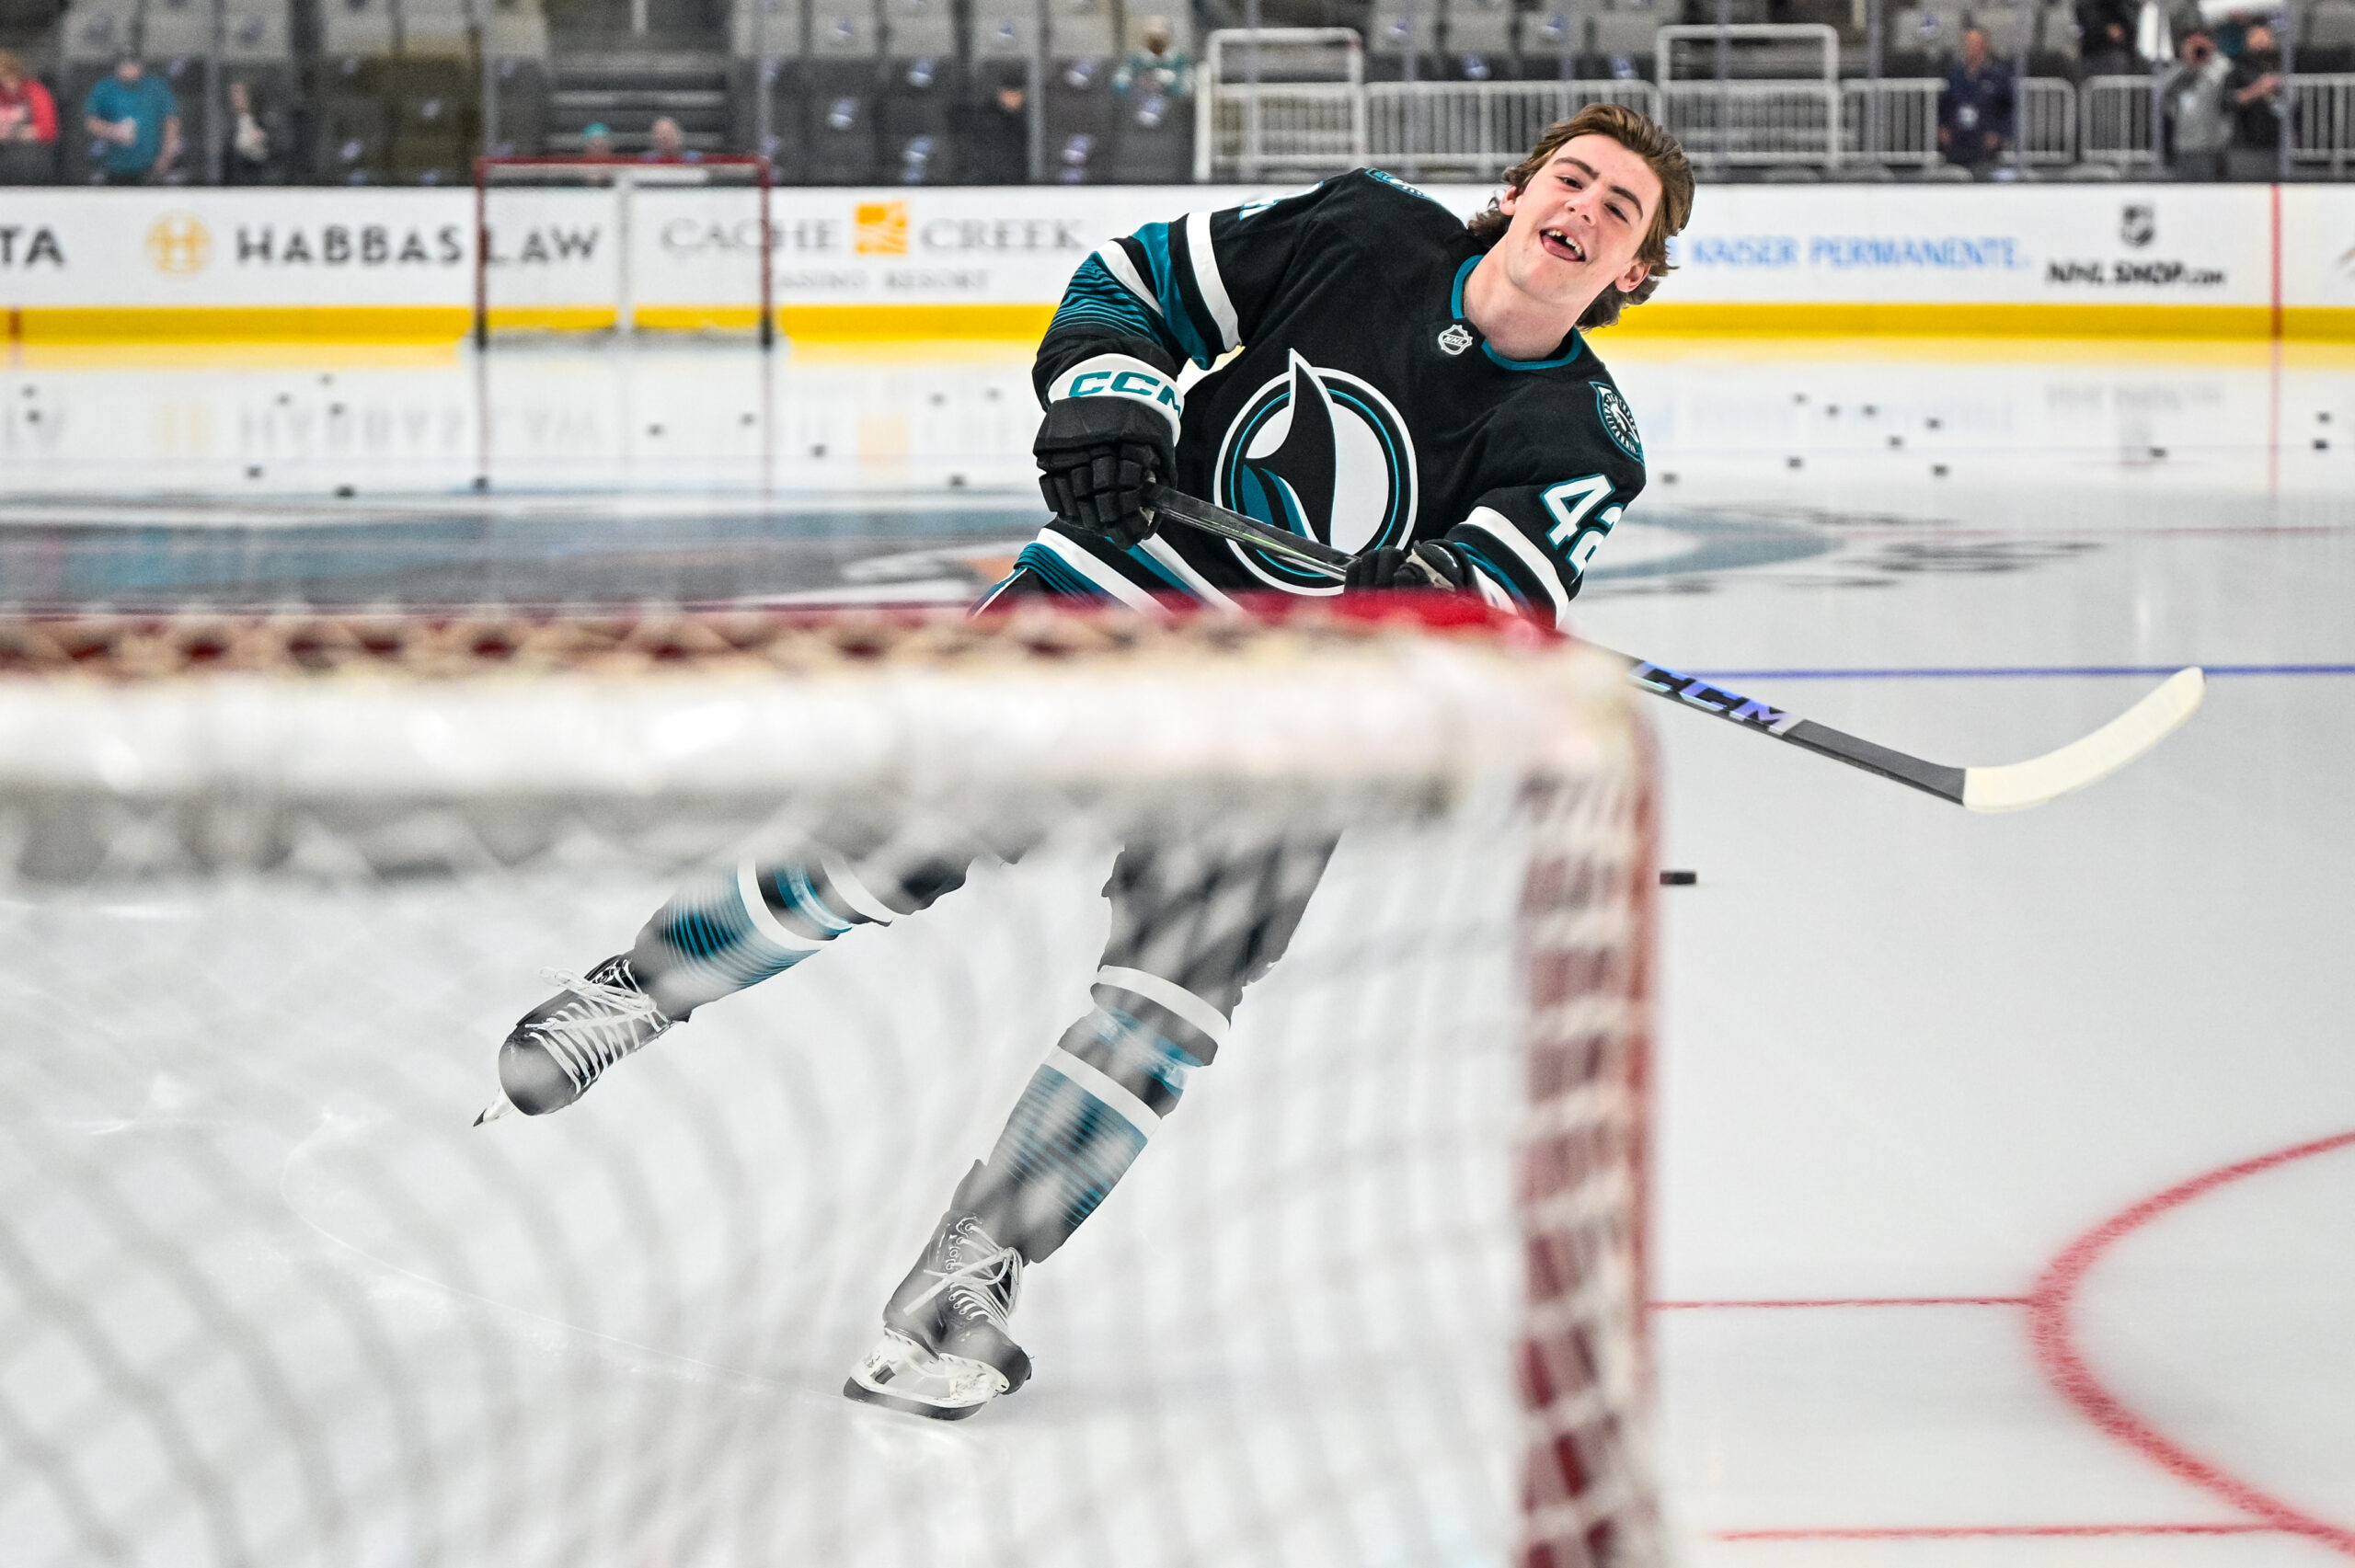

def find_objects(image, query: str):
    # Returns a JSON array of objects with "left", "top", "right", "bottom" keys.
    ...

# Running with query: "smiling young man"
[
  {"left": 482, "top": 109, "right": 1694, "bottom": 1425},
  {"left": 985, "top": 103, "right": 1694, "bottom": 624}
]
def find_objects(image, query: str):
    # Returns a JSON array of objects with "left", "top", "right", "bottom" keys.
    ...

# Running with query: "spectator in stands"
[
  {"left": 1116, "top": 17, "right": 1193, "bottom": 98},
  {"left": 221, "top": 79, "right": 286, "bottom": 185},
  {"left": 954, "top": 84, "right": 1031, "bottom": 183},
  {"left": 82, "top": 52, "right": 178, "bottom": 185},
  {"left": 0, "top": 52, "right": 58, "bottom": 184},
  {"left": 2165, "top": 29, "right": 2232, "bottom": 179},
  {"left": 2223, "top": 22, "right": 2284, "bottom": 177},
  {"left": 2074, "top": 0, "right": 2138, "bottom": 74},
  {"left": 582, "top": 121, "right": 615, "bottom": 158},
  {"left": 645, "top": 115, "right": 701, "bottom": 163},
  {"left": 1938, "top": 28, "right": 2013, "bottom": 169}
]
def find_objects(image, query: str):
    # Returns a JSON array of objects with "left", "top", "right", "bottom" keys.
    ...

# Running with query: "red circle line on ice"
[{"left": 2027, "top": 1127, "right": 2355, "bottom": 1558}]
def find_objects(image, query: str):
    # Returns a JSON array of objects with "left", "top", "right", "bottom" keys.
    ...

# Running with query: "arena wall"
[{"left": 2, "top": 182, "right": 2350, "bottom": 345}]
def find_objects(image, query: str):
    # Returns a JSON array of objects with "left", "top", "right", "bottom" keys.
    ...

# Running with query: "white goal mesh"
[{"left": 0, "top": 608, "right": 1657, "bottom": 1568}]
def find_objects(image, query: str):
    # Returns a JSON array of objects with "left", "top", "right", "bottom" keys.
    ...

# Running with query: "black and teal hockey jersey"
[{"left": 980, "top": 169, "right": 1649, "bottom": 627}]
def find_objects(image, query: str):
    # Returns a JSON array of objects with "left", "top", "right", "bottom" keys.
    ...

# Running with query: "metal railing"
[
  {"left": 1657, "top": 23, "right": 1838, "bottom": 169},
  {"left": 1195, "top": 41, "right": 2355, "bottom": 183},
  {"left": 2017, "top": 76, "right": 2078, "bottom": 166},
  {"left": 2080, "top": 74, "right": 2159, "bottom": 169},
  {"left": 2292, "top": 74, "right": 2355, "bottom": 176},
  {"left": 1662, "top": 79, "right": 1840, "bottom": 167},
  {"left": 1841, "top": 78, "right": 1941, "bottom": 166},
  {"left": 1195, "top": 29, "right": 1366, "bottom": 182},
  {"left": 1365, "top": 80, "right": 1661, "bottom": 177}
]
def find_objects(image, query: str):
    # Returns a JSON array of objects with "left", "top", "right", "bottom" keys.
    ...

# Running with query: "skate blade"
[{"left": 842, "top": 1331, "right": 1007, "bottom": 1421}]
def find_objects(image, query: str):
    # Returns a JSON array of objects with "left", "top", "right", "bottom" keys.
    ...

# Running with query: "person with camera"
[{"left": 2166, "top": 30, "right": 2233, "bottom": 181}]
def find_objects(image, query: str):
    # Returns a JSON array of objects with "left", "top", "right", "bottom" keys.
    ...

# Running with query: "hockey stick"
[{"left": 1143, "top": 485, "right": 2205, "bottom": 813}]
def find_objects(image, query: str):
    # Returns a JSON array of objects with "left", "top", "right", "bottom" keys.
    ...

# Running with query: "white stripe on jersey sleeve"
[
  {"left": 1035, "top": 529, "right": 1173, "bottom": 615},
  {"left": 1459, "top": 505, "right": 1574, "bottom": 627},
  {"left": 1185, "top": 210, "right": 1242, "bottom": 353},
  {"left": 1137, "top": 534, "right": 1244, "bottom": 611},
  {"left": 1093, "top": 242, "right": 1164, "bottom": 318}
]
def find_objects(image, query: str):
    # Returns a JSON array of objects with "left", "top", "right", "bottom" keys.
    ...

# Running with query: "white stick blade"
[{"left": 1960, "top": 668, "right": 2205, "bottom": 814}]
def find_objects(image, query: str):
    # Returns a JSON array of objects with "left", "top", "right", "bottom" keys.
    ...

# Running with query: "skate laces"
[
  {"left": 526, "top": 965, "right": 669, "bottom": 1091},
  {"left": 906, "top": 1220, "right": 1023, "bottom": 1333}
]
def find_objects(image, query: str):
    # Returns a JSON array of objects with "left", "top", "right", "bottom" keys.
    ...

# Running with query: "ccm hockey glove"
[
  {"left": 1034, "top": 361, "right": 1181, "bottom": 551},
  {"left": 1344, "top": 540, "right": 1472, "bottom": 593}
]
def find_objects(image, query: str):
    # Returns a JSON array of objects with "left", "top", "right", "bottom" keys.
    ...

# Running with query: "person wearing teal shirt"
[{"left": 82, "top": 54, "right": 178, "bottom": 183}]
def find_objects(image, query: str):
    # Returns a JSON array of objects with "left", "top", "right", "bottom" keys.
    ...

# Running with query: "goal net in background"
[
  {"left": 0, "top": 608, "right": 1657, "bottom": 1568},
  {"left": 474, "top": 156, "right": 776, "bottom": 347}
]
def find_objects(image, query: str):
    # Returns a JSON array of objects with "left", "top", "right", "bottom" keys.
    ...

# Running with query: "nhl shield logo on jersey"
[
  {"left": 1436, "top": 323, "right": 1476, "bottom": 356},
  {"left": 1592, "top": 383, "right": 1643, "bottom": 464},
  {"left": 1214, "top": 350, "right": 1419, "bottom": 591}
]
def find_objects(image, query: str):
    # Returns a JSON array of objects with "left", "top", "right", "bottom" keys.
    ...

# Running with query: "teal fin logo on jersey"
[
  {"left": 1213, "top": 351, "right": 1419, "bottom": 593},
  {"left": 1592, "top": 383, "right": 1643, "bottom": 464}
]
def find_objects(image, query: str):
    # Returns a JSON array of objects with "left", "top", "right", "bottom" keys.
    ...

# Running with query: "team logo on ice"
[
  {"left": 1436, "top": 322, "right": 1476, "bottom": 356},
  {"left": 1214, "top": 350, "right": 1419, "bottom": 591},
  {"left": 1592, "top": 383, "right": 1643, "bottom": 464},
  {"left": 2120, "top": 204, "right": 2155, "bottom": 248}
]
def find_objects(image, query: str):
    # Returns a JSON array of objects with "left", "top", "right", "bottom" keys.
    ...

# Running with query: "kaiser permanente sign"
[{"left": 2, "top": 182, "right": 2350, "bottom": 343}]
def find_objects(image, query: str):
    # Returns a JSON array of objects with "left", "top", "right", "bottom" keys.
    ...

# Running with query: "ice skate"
[
  {"left": 844, "top": 1164, "right": 1030, "bottom": 1419},
  {"left": 477, "top": 955, "right": 673, "bottom": 1122}
]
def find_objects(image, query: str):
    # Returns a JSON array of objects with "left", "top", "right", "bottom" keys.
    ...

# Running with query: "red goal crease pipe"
[{"left": 2027, "top": 1127, "right": 2355, "bottom": 1556}]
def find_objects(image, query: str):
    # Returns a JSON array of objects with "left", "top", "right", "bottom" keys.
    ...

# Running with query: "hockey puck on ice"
[
  {"left": 2316, "top": 439, "right": 2330, "bottom": 451},
  {"left": 1931, "top": 464, "right": 1949, "bottom": 477},
  {"left": 1660, "top": 870, "right": 1698, "bottom": 887},
  {"left": 1786, "top": 455, "right": 1803, "bottom": 469},
  {"left": 334, "top": 484, "right": 355, "bottom": 498},
  {"left": 246, "top": 465, "right": 262, "bottom": 479}
]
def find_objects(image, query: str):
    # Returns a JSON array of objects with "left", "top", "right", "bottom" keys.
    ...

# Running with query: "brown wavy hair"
[{"left": 1464, "top": 103, "right": 1694, "bottom": 329}]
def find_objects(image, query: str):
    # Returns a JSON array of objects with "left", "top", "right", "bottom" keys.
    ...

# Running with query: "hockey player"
[{"left": 482, "top": 105, "right": 1693, "bottom": 1420}]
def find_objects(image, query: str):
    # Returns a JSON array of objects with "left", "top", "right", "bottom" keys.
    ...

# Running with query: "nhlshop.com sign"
[{"left": 1662, "top": 184, "right": 2263, "bottom": 306}]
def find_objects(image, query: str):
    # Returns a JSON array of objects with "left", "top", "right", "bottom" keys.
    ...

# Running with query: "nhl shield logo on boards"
[
  {"left": 2120, "top": 204, "right": 2155, "bottom": 248},
  {"left": 1436, "top": 322, "right": 1476, "bottom": 356}
]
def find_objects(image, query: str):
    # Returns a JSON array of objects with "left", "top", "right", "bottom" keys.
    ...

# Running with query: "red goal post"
[{"left": 472, "top": 155, "right": 775, "bottom": 349}]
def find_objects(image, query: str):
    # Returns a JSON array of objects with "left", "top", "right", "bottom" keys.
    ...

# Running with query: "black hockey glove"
[
  {"left": 1344, "top": 540, "right": 1473, "bottom": 593},
  {"left": 1034, "top": 395, "right": 1175, "bottom": 551}
]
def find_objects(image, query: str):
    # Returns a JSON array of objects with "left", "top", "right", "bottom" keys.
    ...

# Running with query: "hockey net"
[
  {"left": 0, "top": 606, "right": 1657, "bottom": 1568},
  {"left": 475, "top": 155, "right": 776, "bottom": 346}
]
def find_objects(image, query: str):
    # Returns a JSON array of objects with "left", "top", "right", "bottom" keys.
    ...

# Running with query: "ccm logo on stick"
[{"left": 1631, "top": 662, "right": 1798, "bottom": 732}]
